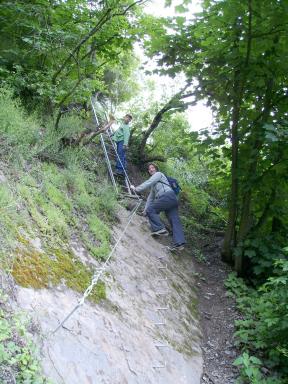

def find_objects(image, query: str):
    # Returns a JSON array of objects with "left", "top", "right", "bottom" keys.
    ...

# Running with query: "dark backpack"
[{"left": 160, "top": 174, "right": 181, "bottom": 195}]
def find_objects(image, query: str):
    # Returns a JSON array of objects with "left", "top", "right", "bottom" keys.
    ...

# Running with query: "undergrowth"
[
  {"left": 0, "top": 289, "right": 49, "bottom": 383},
  {"left": 225, "top": 257, "right": 288, "bottom": 384}
]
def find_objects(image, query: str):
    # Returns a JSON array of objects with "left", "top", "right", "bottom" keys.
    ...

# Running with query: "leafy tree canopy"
[{"left": 0, "top": 0, "right": 147, "bottom": 113}]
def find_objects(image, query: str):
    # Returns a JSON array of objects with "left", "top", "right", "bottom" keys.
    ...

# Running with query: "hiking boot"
[
  {"left": 167, "top": 243, "right": 185, "bottom": 252},
  {"left": 151, "top": 228, "right": 169, "bottom": 236}
]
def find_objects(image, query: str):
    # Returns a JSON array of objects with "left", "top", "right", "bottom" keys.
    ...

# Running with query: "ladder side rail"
[
  {"left": 104, "top": 113, "right": 134, "bottom": 196},
  {"left": 90, "top": 98, "right": 118, "bottom": 194},
  {"left": 100, "top": 133, "right": 118, "bottom": 193}
]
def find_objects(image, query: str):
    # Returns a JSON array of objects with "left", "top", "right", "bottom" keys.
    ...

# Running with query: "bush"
[
  {"left": 225, "top": 258, "right": 288, "bottom": 382},
  {"left": 234, "top": 352, "right": 284, "bottom": 384},
  {"left": 234, "top": 236, "right": 287, "bottom": 282},
  {"left": 0, "top": 290, "right": 48, "bottom": 383},
  {"left": 0, "top": 87, "right": 39, "bottom": 157}
]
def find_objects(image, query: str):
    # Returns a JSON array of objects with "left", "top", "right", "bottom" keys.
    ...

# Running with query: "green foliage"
[
  {"left": 191, "top": 248, "right": 206, "bottom": 263},
  {"left": 144, "top": 0, "right": 288, "bottom": 273},
  {"left": 18, "top": 181, "right": 69, "bottom": 238},
  {"left": 86, "top": 215, "right": 111, "bottom": 260},
  {"left": 151, "top": 113, "right": 195, "bottom": 158},
  {"left": 225, "top": 259, "right": 288, "bottom": 382},
  {"left": 234, "top": 237, "right": 287, "bottom": 281},
  {"left": 14, "top": 161, "right": 117, "bottom": 258},
  {"left": 0, "top": 290, "right": 48, "bottom": 383},
  {"left": 0, "top": 87, "right": 39, "bottom": 158},
  {"left": 182, "top": 185, "right": 210, "bottom": 218},
  {"left": 103, "top": 53, "right": 141, "bottom": 105},
  {"left": 234, "top": 352, "right": 283, "bottom": 384},
  {"left": 0, "top": 0, "right": 146, "bottom": 114},
  {"left": 0, "top": 181, "right": 27, "bottom": 266}
]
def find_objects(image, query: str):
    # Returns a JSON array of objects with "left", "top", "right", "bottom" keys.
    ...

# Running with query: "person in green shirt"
[{"left": 112, "top": 114, "right": 132, "bottom": 176}]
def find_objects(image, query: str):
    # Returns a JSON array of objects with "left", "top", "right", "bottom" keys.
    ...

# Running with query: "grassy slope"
[{"left": 0, "top": 88, "right": 118, "bottom": 382}]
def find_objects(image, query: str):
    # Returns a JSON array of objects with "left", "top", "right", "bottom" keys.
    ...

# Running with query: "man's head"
[
  {"left": 147, "top": 163, "right": 158, "bottom": 176},
  {"left": 123, "top": 114, "right": 133, "bottom": 124}
]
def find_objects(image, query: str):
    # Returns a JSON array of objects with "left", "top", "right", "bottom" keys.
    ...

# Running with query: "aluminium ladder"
[{"left": 90, "top": 98, "right": 134, "bottom": 196}]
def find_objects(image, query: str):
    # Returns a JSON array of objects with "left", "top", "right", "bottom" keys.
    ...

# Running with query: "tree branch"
[
  {"left": 251, "top": 23, "right": 288, "bottom": 39},
  {"left": 52, "top": 0, "right": 146, "bottom": 84},
  {"left": 81, "top": 34, "right": 120, "bottom": 61},
  {"left": 52, "top": 8, "right": 113, "bottom": 84},
  {"left": 137, "top": 83, "right": 194, "bottom": 159},
  {"left": 142, "top": 155, "right": 167, "bottom": 164}
]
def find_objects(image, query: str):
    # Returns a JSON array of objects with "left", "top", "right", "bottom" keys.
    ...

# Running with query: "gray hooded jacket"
[{"left": 135, "top": 172, "right": 172, "bottom": 209}]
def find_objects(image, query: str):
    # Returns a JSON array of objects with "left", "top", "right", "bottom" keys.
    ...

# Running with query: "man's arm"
[
  {"left": 135, "top": 172, "right": 162, "bottom": 193},
  {"left": 99, "top": 115, "right": 116, "bottom": 133},
  {"left": 75, "top": 116, "right": 115, "bottom": 145}
]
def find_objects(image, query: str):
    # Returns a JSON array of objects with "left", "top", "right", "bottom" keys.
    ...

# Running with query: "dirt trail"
[{"left": 195, "top": 235, "right": 240, "bottom": 384}]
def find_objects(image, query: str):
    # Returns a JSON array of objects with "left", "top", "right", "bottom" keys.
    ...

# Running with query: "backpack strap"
[
  {"left": 158, "top": 173, "right": 172, "bottom": 189},
  {"left": 158, "top": 180, "right": 171, "bottom": 188}
]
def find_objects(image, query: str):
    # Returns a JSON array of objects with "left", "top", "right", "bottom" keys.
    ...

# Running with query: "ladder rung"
[
  {"left": 158, "top": 265, "right": 168, "bottom": 270},
  {"left": 156, "top": 292, "right": 169, "bottom": 295},
  {"left": 157, "top": 256, "right": 167, "bottom": 260},
  {"left": 154, "top": 344, "right": 169, "bottom": 348},
  {"left": 121, "top": 194, "right": 140, "bottom": 199}
]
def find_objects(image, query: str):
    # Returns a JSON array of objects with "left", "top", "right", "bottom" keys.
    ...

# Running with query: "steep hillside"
[
  {"left": 0, "top": 91, "right": 202, "bottom": 383},
  {"left": 0, "top": 164, "right": 202, "bottom": 383},
  {"left": 15, "top": 207, "right": 202, "bottom": 384}
]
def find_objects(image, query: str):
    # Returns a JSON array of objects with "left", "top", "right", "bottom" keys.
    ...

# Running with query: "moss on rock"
[{"left": 12, "top": 246, "right": 105, "bottom": 303}]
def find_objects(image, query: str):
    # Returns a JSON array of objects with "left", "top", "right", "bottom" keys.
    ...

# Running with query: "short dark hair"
[
  {"left": 147, "top": 163, "right": 159, "bottom": 172},
  {"left": 125, "top": 114, "right": 133, "bottom": 120}
]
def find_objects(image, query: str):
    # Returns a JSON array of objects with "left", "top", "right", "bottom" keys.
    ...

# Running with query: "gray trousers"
[{"left": 146, "top": 191, "right": 186, "bottom": 245}]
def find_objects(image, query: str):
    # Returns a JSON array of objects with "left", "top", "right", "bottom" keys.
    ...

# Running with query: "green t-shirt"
[{"left": 112, "top": 123, "right": 130, "bottom": 146}]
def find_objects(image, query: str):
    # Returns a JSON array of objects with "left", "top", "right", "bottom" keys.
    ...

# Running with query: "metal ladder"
[{"left": 90, "top": 97, "right": 134, "bottom": 197}]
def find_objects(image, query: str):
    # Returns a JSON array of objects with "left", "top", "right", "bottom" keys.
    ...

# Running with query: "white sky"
[
  {"left": 136, "top": 0, "right": 213, "bottom": 132},
  {"left": 144, "top": 0, "right": 202, "bottom": 17}
]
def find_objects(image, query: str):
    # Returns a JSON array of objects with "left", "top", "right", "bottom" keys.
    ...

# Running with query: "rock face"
[{"left": 16, "top": 208, "right": 202, "bottom": 384}]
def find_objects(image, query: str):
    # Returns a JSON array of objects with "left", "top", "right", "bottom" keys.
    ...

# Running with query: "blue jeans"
[
  {"left": 115, "top": 141, "right": 126, "bottom": 174},
  {"left": 146, "top": 191, "right": 186, "bottom": 245}
]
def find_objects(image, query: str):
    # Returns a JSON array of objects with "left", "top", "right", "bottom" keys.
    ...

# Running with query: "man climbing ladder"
[
  {"left": 130, "top": 163, "right": 186, "bottom": 251},
  {"left": 111, "top": 114, "right": 133, "bottom": 176}
]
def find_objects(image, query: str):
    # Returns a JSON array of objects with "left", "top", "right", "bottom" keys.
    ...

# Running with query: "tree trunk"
[
  {"left": 138, "top": 106, "right": 170, "bottom": 160},
  {"left": 252, "top": 187, "right": 276, "bottom": 233},
  {"left": 222, "top": 1, "right": 253, "bottom": 267},
  {"left": 221, "top": 77, "right": 241, "bottom": 264},
  {"left": 235, "top": 78, "right": 274, "bottom": 273}
]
